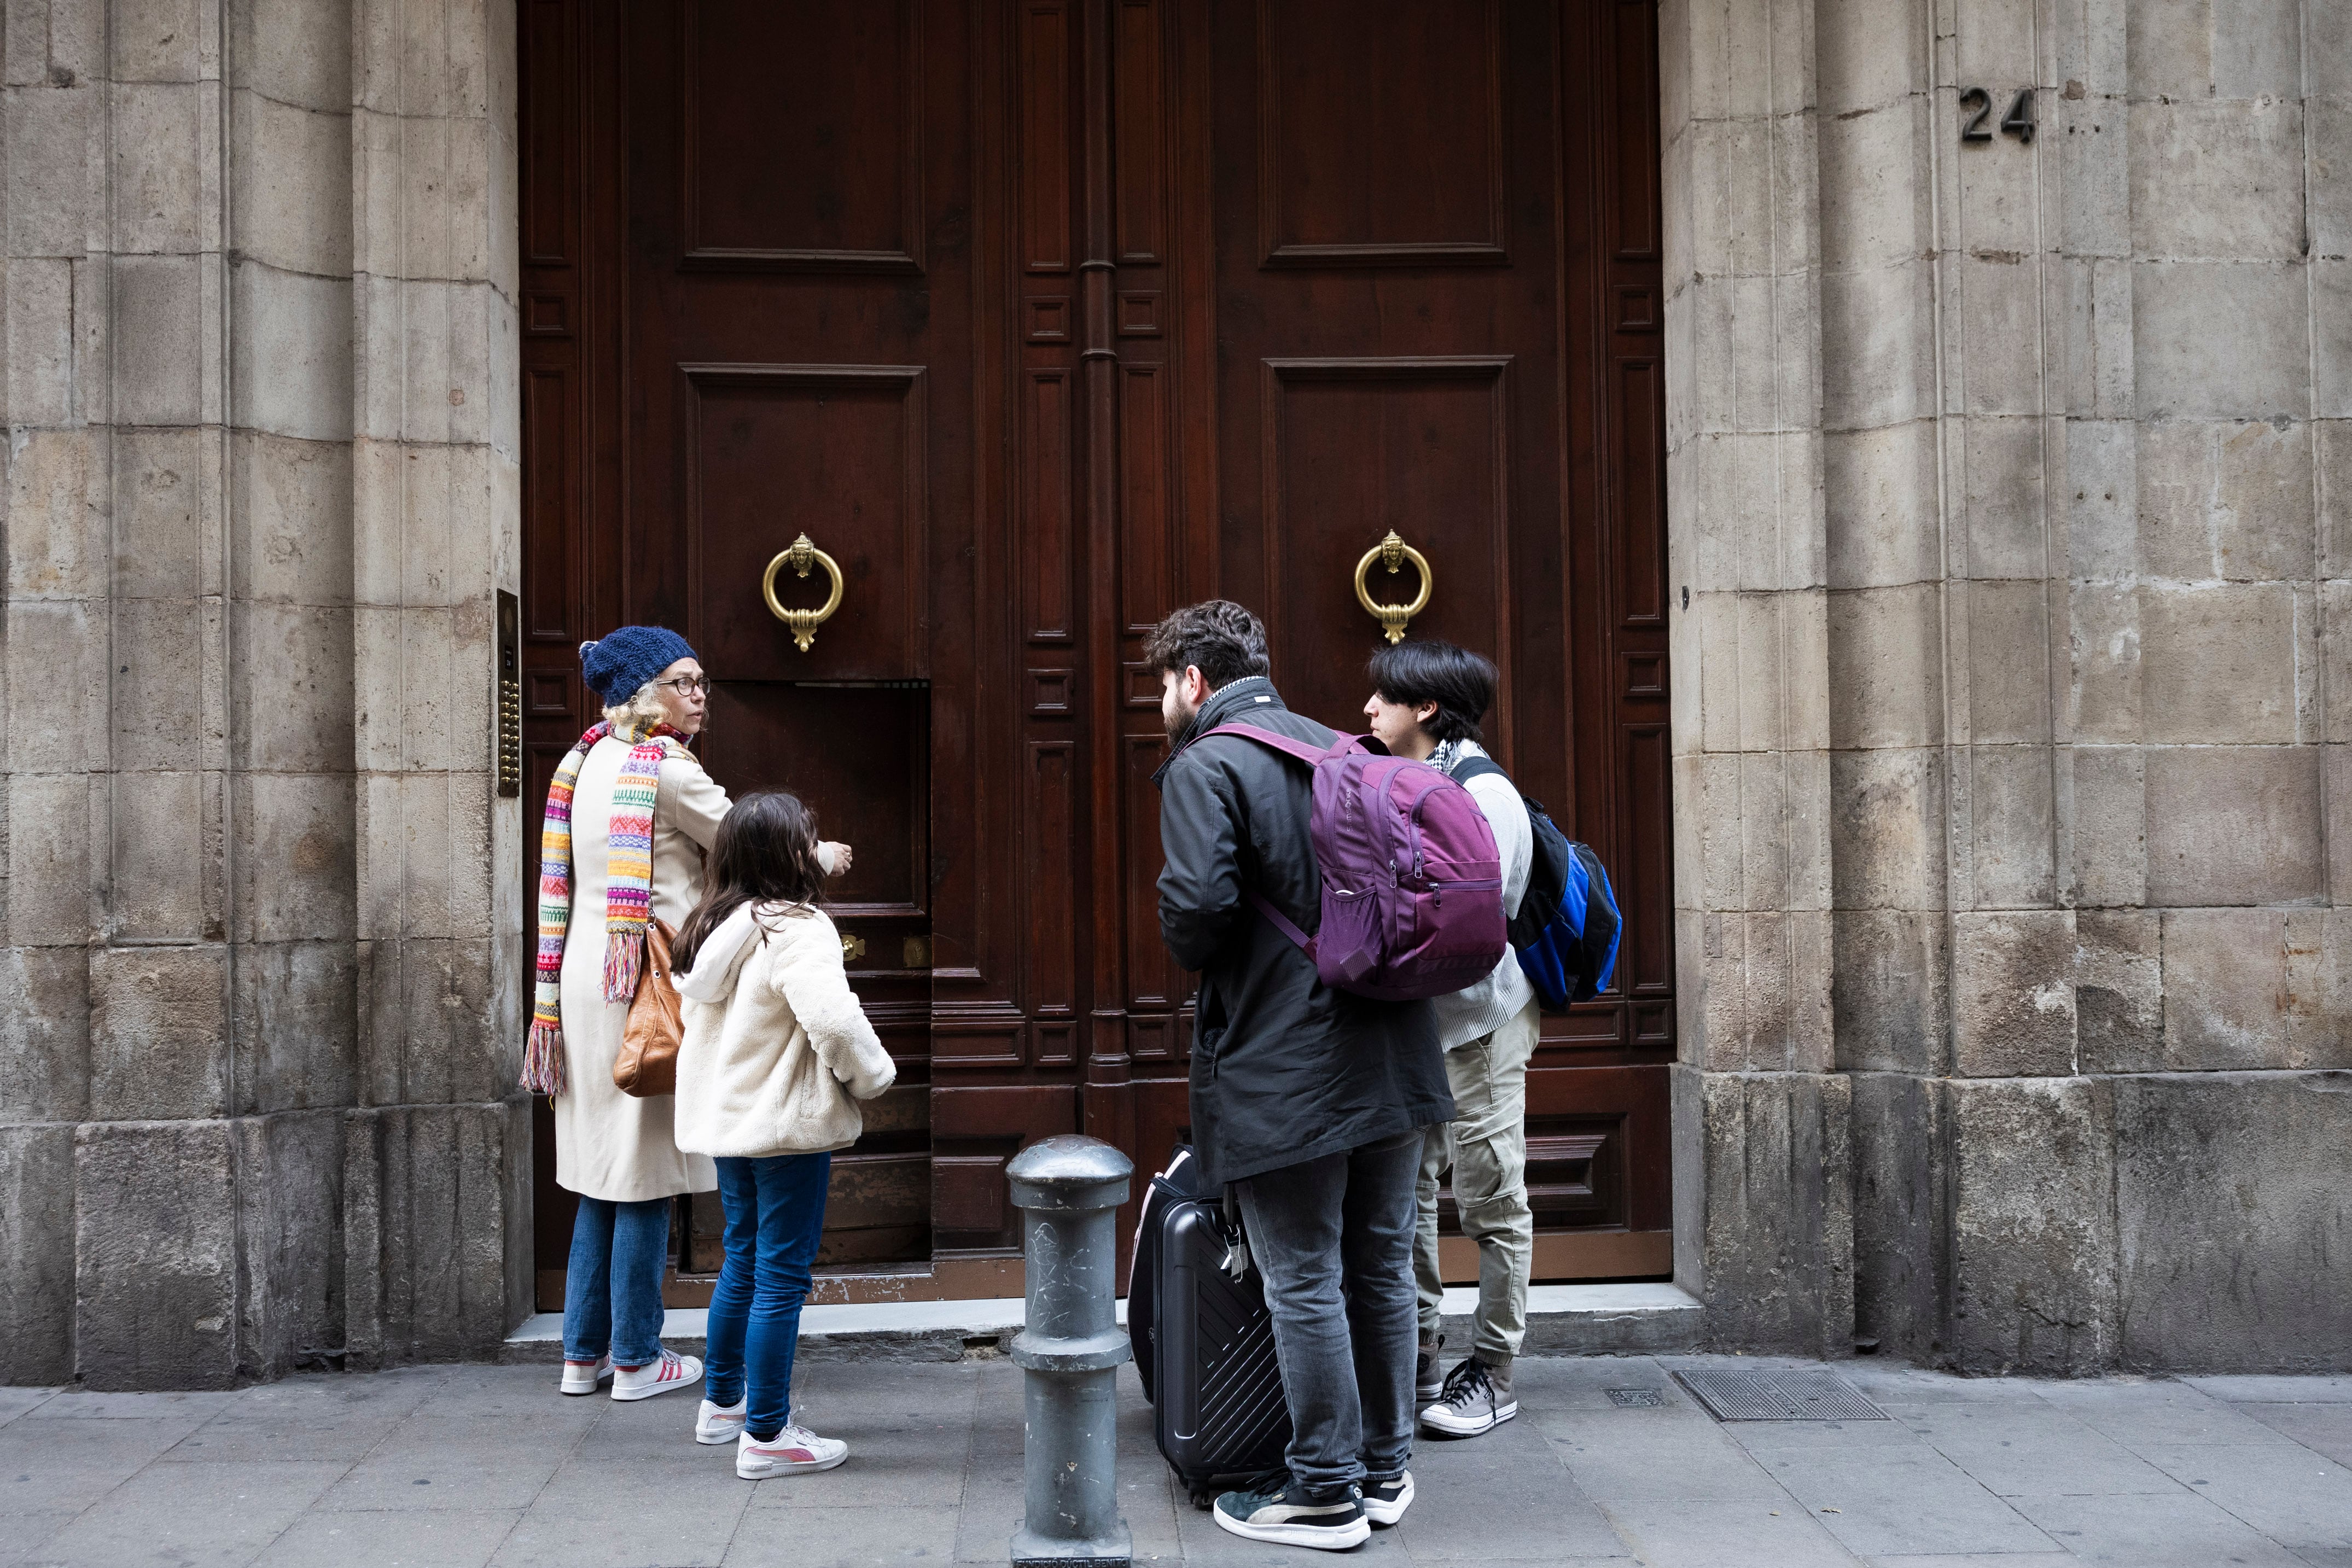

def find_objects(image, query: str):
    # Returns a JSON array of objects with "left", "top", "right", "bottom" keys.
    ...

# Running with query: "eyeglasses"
[{"left": 653, "top": 675, "right": 712, "bottom": 696}]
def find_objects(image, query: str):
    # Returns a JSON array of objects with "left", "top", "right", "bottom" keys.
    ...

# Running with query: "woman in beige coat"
[{"left": 531, "top": 625, "right": 845, "bottom": 1403}]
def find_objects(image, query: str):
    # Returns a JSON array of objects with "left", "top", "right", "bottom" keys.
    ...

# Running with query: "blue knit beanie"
[{"left": 579, "top": 625, "right": 697, "bottom": 706}]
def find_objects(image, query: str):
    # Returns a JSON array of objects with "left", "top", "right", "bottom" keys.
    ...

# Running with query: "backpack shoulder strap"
[
  {"left": 1196, "top": 722, "right": 1341, "bottom": 963},
  {"left": 1198, "top": 722, "right": 1341, "bottom": 768},
  {"left": 1450, "top": 754, "right": 1510, "bottom": 790},
  {"left": 1247, "top": 890, "right": 1316, "bottom": 955}
]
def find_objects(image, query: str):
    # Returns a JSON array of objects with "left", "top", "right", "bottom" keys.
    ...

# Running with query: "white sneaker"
[
  {"left": 559, "top": 1355, "right": 612, "bottom": 1396},
  {"left": 736, "top": 1423, "right": 848, "bottom": 1478},
  {"left": 696, "top": 1397, "right": 747, "bottom": 1445},
  {"left": 610, "top": 1348, "right": 702, "bottom": 1401}
]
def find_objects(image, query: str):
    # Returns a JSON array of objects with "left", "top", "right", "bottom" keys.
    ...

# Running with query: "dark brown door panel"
[{"left": 521, "top": 0, "right": 1672, "bottom": 1305}]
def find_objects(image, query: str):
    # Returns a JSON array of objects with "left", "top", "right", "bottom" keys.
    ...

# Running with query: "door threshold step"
[{"left": 500, "top": 1281, "right": 1702, "bottom": 1365}]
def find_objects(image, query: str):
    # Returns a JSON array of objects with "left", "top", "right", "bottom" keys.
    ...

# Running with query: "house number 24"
[{"left": 1958, "top": 87, "right": 2035, "bottom": 143}]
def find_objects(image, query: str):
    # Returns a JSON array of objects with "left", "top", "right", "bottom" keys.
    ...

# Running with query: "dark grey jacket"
[{"left": 1152, "top": 677, "right": 1452, "bottom": 1186}]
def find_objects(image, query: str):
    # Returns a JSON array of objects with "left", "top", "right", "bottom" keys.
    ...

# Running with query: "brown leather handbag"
[{"left": 612, "top": 918, "right": 684, "bottom": 1097}]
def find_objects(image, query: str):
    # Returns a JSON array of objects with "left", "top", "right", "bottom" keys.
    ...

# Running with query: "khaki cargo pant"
[{"left": 1413, "top": 996, "right": 1540, "bottom": 1362}]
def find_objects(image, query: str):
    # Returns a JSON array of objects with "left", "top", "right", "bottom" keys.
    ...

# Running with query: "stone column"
[
  {"left": 0, "top": 0, "right": 363, "bottom": 1388},
  {"left": 1685, "top": 0, "right": 2352, "bottom": 1372},
  {"left": 1817, "top": 0, "right": 2121, "bottom": 1372},
  {"left": 344, "top": 0, "right": 526, "bottom": 1368},
  {"left": 0, "top": 0, "right": 524, "bottom": 1388},
  {"left": 1661, "top": 0, "right": 1855, "bottom": 1357},
  {"left": 2088, "top": 0, "right": 2352, "bottom": 1368}
]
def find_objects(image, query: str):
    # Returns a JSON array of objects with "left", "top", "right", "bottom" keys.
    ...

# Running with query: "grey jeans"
[{"left": 1235, "top": 1128, "right": 1423, "bottom": 1498}]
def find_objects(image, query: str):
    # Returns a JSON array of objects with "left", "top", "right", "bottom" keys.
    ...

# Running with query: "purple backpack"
[{"left": 1204, "top": 725, "right": 1507, "bottom": 1001}]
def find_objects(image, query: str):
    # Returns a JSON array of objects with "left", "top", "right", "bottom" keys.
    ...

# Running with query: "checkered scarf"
[{"left": 520, "top": 718, "right": 680, "bottom": 1094}]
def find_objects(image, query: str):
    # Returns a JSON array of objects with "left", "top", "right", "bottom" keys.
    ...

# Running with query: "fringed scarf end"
[
  {"left": 520, "top": 1021, "right": 567, "bottom": 1095},
  {"left": 602, "top": 931, "right": 645, "bottom": 1002}
]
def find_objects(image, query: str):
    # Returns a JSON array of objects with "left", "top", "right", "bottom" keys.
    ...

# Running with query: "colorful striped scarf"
[{"left": 521, "top": 719, "right": 680, "bottom": 1094}]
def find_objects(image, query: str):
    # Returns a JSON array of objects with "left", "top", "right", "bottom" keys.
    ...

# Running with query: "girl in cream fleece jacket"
[{"left": 668, "top": 791, "right": 895, "bottom": 1479}]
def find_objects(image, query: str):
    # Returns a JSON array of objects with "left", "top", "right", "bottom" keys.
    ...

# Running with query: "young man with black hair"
[
  {"left": 1363, "top": 639, "right": 1538, "bottom": 1440},
  {"left": 1150, "top": 599, "right": 1453, "bottom": 1550}
]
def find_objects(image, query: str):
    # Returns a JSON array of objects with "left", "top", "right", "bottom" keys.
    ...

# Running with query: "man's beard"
[{"left": 1162, "top": 697, "right": 1197, "bottom": 747}]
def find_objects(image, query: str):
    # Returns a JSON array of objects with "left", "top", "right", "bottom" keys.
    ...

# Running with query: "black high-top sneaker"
[
  {"left": 1415, "top": 1332, "right": 1445, "bottom": 1404},
  {"left": 1212, "top": 1477, "right": 1371, "bottom": 1550},
  {"left": 1420, "top": 1355, "right": 1518, "bottom": 1438}
]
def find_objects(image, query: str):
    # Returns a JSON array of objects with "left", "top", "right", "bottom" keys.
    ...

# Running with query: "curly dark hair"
[
  {"left": 1140, "top": 599, "right": 1271, "bottom": 692},
  {"left": 1366, "top": 639, "right": 1497, "bottom": 747}
]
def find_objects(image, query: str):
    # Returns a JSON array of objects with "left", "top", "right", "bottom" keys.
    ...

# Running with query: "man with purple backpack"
[{"left": 1149, "top": 599, "right": 1494, "bottom": 1551}]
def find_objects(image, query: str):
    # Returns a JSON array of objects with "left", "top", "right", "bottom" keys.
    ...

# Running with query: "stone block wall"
[
  {"left": 4, "top": 0, "right": 2346, "bottom": 1389},
  {"left": 1667, "top": 0, "right": 2352, "bottom": 1372},
  {"left": 0, "top": 0, "right": 523, "bottom": 1389}
]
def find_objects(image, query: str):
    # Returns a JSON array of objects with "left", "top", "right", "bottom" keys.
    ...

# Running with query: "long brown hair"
[{"left": 672, "top": 790, "right": 828, "bottom": 974}]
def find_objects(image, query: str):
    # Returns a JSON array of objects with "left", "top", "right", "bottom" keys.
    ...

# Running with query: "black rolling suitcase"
[{"left": 1127, "top": 1146, "right": 1293, "bottom": 1508}]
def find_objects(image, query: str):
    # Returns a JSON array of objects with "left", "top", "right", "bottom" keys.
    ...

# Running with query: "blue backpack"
[{"left": 1452, "top": 756, "right": 1622, "bottom": 1010}]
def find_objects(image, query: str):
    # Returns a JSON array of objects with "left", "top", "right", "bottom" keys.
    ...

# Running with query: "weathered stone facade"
[
  {"left": 2, "top": 0, "right": 2347, "bottom": 1387},
  {"left": 1666, "top": 0, "right": 2352, "bottom": 1372},
  {"left": 1, "top": 0, "right": 525, "bottom": 1388}
]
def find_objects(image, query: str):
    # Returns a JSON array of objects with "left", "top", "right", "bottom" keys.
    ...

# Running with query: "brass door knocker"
[
  {"left": 761, "top": 533, "right": 845, "bottom": 652},
  {"left": 1353, "top": 531, "right": 1431, "bottom": 644}
]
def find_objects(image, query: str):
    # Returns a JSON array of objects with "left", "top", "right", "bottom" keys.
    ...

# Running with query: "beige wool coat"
[
  {"left": 673, "top": 903, "right": 896, "bottom": 1159},
  {"left": 552, "top": 731, "right": 728, "bottom": 1203}
]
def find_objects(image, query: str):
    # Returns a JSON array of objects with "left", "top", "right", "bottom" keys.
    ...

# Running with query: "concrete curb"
[{"left": 501, "top": 1282, "right": 1704, "bottom": 1365}]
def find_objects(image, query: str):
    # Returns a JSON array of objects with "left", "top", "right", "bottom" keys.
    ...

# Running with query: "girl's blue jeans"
[
  {"left": 705, "top": 1152, "right": 832, "bottom": 1440},
  {"left": 561, "top": 1194, "right": 673, "bottom": 1367}
]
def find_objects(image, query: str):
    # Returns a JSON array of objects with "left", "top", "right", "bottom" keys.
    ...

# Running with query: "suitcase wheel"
[{"left": 1188, "top": 1486, "right": 1216, "bottom": 1511}]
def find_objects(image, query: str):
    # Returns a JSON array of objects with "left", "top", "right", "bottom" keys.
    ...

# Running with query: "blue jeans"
[
  {"left": 562, "top": 1195, "right": 673, "bottom": 1367},
  {"left": 706, "top": 1153, "right": 831, "bottom": 1440},
  {"left": 1236, "top": 1128, "right": 1423, "bottom": 1499}
]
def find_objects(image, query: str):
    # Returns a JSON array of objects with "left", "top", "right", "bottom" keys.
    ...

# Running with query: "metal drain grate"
[
  {"left": 1676, "top": 1369, "right": 1889, "bottom": 1422},
  {"left": 1605, "top": 1388, "right": 1667, "bottom": 1408}
]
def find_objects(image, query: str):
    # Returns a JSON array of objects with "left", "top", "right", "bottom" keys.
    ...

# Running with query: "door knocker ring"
[
  {"left": 761, "top": 533, "right": 845, "bottom": 652},
  {"left": 1353, "top": 531, "right": 1432, "bottom": 645}
]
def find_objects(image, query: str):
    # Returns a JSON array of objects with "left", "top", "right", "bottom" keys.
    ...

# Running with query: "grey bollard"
[{"left": 1007, "top": 1134, "right": 1134, "bottom": 1567}]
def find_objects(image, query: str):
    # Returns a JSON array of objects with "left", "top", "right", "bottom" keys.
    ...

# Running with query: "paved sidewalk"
[{"left": 5, "top": 1355, "right": 2352, "bottom": 1566}]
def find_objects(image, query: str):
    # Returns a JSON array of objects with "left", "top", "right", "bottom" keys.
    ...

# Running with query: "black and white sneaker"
[
  {"left": 1359, "top": 1472, "right": 1414, "bottom": 1527},
  {"left": 1212, "top": 1478, "right": 1371, "bottom": 1550},
  {"left": 1414, "top": 1334, "right": 1445, "bottom": 1403},
  {"left": 1420, "top": 1356, "right": 1517, "bottom": 1437}
]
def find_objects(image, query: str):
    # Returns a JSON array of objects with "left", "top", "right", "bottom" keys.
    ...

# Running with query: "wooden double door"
[{"left": 519, "top": 0, "right": 1674, "bottom": 1306}]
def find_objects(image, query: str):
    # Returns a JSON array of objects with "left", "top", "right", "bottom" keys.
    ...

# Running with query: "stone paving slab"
[
  {"left": 7, "top": 1357, "right": 2352, "bottom": 1565},
  {"left": 0, "top": 1391, "right": 63, "bottom": 1432}
]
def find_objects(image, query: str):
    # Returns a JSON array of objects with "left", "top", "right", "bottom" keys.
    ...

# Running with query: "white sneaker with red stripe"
[
  {"left": 559, "top": 1354, "right": 612, "bottom": 1395},
  {"left": 736, "top": 1423, "right": 848, "bottom": 1478},
  {"left": 610, "top": 1348, "right": 702, "bottom": 1402}
]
